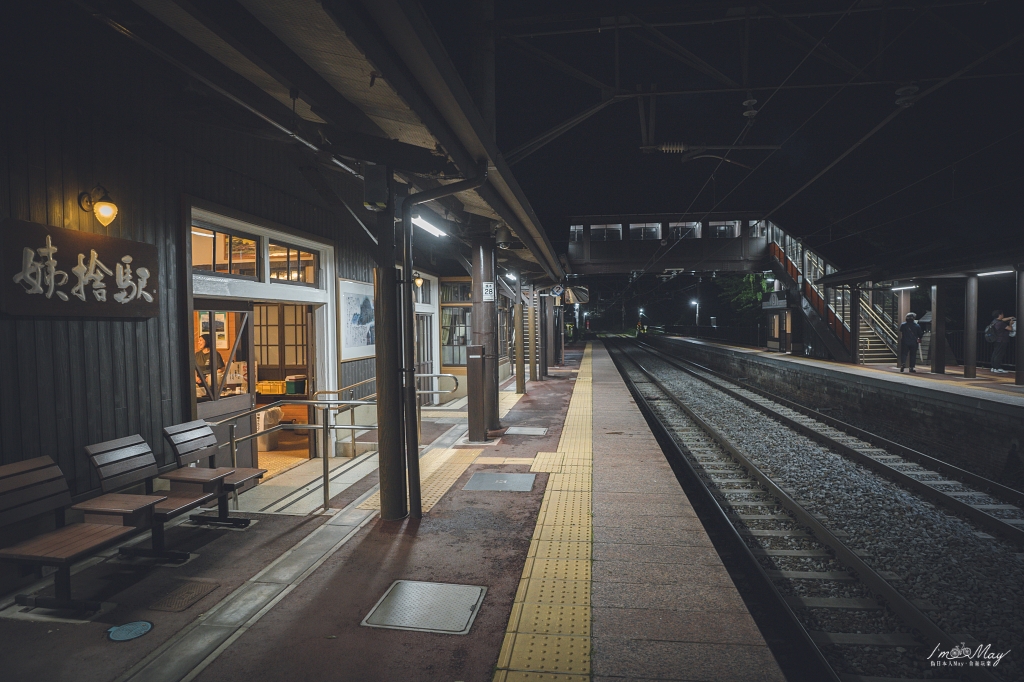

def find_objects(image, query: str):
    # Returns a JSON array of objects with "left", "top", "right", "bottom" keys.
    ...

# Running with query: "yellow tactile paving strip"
[
  {"left": 500, "top": 391, "right": 525, "bottom": 417},
  {"left": 358, "top": 447, "right": 481, "bottom": 513},
  {"left": 495, "top": 344, "right": 593, "bottom": 681}
]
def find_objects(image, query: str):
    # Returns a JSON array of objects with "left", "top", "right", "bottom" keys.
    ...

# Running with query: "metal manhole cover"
[
  {"left": 463, "top": 472, "right": 536, "bottom": 492},
  {"left": 362, "top": 581, "right": 486, "bottom": 634},
  {"left": 504, "top": 427, "right": 548, "bottom": 436},
  {"left": 149, "top": 581, "right": 220, "bottom": 613},
  {"left": 108, "top": 621, "right": 152, "bottom": 641}
]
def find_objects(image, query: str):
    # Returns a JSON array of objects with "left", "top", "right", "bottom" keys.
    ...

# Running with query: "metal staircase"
[{"left": 859, "top": 318, "right": 897, "bottom": 364}]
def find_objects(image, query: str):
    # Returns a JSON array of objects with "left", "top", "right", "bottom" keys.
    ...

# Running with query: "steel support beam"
[
  {"left": 373, "top": 182, "right": 407, "bottom": 520},
  {"left": 964, "top": 274, "right": 978, "bottom": 378},
  {"left": 850, "top": 285, "right": 861, "bottom": 364},
  {"left": 539, "top": 295, "right": 549, "bottom": 377},
  {"left": 1017, "top": 267, "right": 1024, "bottom": 385},
  {"left": 930, "top": 284, "right": 947, "bottom": 374},
  {"left": 515, "top": 275, "right": 526, "bottom": 394}
]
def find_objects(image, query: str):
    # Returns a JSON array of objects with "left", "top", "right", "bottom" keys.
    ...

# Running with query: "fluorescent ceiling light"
[
  {"left": 978, "top": 270, "right": 1013, "bottom": 277},
  {"left": 891, "top": 285, "right": 918, "bottom": 291},
  {"left": 505, "top": 273, "right": 516, "bottom": 280},
  {"left": 191, "top": 230, "right": 213, "bottom": 238},
  {"left": 412, "top": 214, "right": 446, "bottom": 237}
]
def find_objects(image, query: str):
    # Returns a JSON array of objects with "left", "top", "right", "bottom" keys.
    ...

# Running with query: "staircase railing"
[{"left": 860, "top": 290, "right": 899, "bottom": 354}]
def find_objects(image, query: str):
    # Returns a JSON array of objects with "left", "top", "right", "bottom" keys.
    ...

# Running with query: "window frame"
[
  {"left": 191, "top": 220, "right": 262, "bottom": 281},
  {"left": 267, "top": 239, "right": 320, "bottom": 288}
]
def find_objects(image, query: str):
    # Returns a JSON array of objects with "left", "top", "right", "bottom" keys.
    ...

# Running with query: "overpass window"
[
  {"left": 668, "top": 222, "right": 700, "bottom": 240},
  {"left": 749, "top": 221, "right": 769, "bottom": 238},
  {"left": 590, "top": 224, "right": 622, "bottom": 241},
  {"left": 707, "top": 221, "right": 741, "bottom": 238},
  {"left": 629, "top": 223, "right": 662, "bottom": 240},
  {"left": 569, "top": 225, "right": 583, "bottom": 242}
]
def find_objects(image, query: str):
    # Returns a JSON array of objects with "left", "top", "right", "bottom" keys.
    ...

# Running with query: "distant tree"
[{"left": 716, "top": 273, "right": 769, "bottom": 326}]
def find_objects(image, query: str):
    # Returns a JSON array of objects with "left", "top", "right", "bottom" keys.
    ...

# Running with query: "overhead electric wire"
[
  {"left": 612, "top": 1, "right": 860, "bottom": 311},
  {"left": 764, "top": 29, "right": 1024, "bottom": 220},
  {"left": 801, "top": 125, "right": 1024, "bottom": 242}
]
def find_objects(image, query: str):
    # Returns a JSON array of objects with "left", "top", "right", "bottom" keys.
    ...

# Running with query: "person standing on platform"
[
  {"left": 989, "top": 310, "right": 1015, "bottom": 373},
  {"left": 898, "top": 312, "right": 923, "bottom": 373}
]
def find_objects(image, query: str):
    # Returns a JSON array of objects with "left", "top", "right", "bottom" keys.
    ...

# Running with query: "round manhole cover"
[{"left": 107, "top": 621, "right": 153, "bottom": 642}]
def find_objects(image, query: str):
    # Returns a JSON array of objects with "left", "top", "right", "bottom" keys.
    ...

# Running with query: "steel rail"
[
  {"left": 608, "top": 338, "right": 998, "bottom": 682},
  {"left": 637, "top": 338, "right": 1024, "bottom": 546},
  {"left": 604, "top": 339, "right": 840, "bottom": 682}
]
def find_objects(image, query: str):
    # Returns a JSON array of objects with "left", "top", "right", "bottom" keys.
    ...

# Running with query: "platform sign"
[
  {"left": 761, "top": 292, "right": 787, "bottom": 310},
  {"left": 550, "top": 284, "right": 564, "bottom": 297},
  {"left": 2, "top": 218, "right": 159, "bottom": 318},
  {"left": 482, "top": 281, "right": 495, "bottom": 301}
]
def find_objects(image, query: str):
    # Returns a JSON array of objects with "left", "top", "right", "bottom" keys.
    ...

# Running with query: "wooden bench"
[
  {"left": 0, "top": 456, "right": 162, "bottom": 611},
  {"left": 163, "top": 420, "right": 267, "bottom": 528},
  {"left": 83, "top": 435, "right": 234, "bottom": 562}
]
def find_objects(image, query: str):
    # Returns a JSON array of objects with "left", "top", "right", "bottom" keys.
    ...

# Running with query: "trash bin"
[
  {"left": 285, "top": 375, "right": 307, "bottom": 395},
  {"left": 256, "top": 406, "right": 283, "bottom": 450}
]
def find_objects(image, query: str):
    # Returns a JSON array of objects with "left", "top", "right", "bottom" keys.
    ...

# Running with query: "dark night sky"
[{"left": 425, "top": 1, "right": 1024, "bottom": 271}]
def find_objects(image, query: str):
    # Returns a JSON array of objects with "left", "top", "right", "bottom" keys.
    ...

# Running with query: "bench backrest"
[
  {"left": 0, "top": 456, "right": 71, "bottom": 528},
  {"left": 162, "top": 420, "right": 219, "bottom": 468},
  {"left": 84, "top": 435, "right": 159, "bottom": 493}
]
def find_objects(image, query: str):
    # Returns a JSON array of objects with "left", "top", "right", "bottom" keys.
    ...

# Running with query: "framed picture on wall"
[
  {"left": 214, "top": 312, "right": 229, "bottom": 349},
  {"left": 337, "top": 278, "right": 375, "bottom": 361}
]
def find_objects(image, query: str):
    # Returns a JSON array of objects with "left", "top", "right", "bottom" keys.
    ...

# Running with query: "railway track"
[
  {"left": 606, "top": 337, "right": 1010, "bottom": 682},
  {"left": 636, "top": 337, "right": 1024, "bottom": 545}
]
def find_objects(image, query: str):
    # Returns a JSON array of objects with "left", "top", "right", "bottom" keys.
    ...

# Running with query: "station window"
[
  {"left": 269, "top": 241, "right": 317, "bottom": 286},
  {"left": 589, "top": 224, "right": 622, "bottom": 241},
  {"left": 440, "top": 306, "right": 471, "bottom": 365},
  {"left": 497, "top": 306, "right": 509, "bottom": 358},
  {"left": 415, "top": 279, "right": 432, "bottom": 304},
  {"left": 668, "top": 222, "right": 701, "bottom": 240},
  {"left": 569, "top": 225, "right": 583, "bottom": 242},
  {"left": 440, "top": 281, "right": 472, "bottom": 302},
  {"left": 191, "top": 226, "right": 259, "bottom": 278},
  {"left": 707, "top": 221, "right": 741, "bottom": 239},
  {"left": 629, "top": 223, "right": 662, "bottom": 241}
]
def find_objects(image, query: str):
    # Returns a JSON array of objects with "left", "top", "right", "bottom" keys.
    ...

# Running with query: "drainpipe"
[{"left": 401, "top": 162, "right": 488, "bottom": 518}]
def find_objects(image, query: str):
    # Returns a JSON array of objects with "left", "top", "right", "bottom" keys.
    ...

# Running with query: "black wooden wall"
[{"left": 0, "top": 3, "right": 378, "bottom": 497}]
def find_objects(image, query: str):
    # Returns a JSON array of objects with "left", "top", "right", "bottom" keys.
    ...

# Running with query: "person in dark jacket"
[
  {"left": 990, "top": 310, "right": 1016, "bottom": 374},
  {"left": 898, "top": 312, "right": 923, "bottom": 373}
]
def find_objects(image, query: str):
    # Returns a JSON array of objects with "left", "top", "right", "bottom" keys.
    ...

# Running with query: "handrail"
[
  {"left": 859, "top": 292, "right": 899, "bottom": 354},
  {"left": 206, "top": 398, "right": 374, "bottom": 427}
]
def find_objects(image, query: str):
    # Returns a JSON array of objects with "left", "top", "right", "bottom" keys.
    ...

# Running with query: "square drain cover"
[
  {"left": 463, "top": 473, "right": 536, "bottom": 491},
  {"left": 505, "top": 427, "right": 548, "bottom": 436},
  {"left": 362, "top": 581, "right": 486, "bottom": 634}
]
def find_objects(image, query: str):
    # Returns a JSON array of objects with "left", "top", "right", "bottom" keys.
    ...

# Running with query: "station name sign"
[
  {"left": 1, "top": 218, "right": 159, "bottom": 318},
  {"left": 761, "top": 291, "right": 788, "bottom": 310}
]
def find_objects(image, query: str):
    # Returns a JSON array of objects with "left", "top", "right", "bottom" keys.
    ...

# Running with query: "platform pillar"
[
  {"left": 514, "top": 303, "right": 526, "bottom": 393},
  {"left": 472, "top": 238, "right": 500, "bottom": 430},
  {"left": 930, "top": 284, "right": 947, "bottom": 374},
  {"left": 373, "top": 182, "right": 407, "bottom": 520},
  {"left": 466, "top": 345, "right": 487, "bottom": 442},
  {"left": 528, "top": 287, "right": 539, "bottom": 382},
  {"left": 1016, "top": 267, "right": 1024, "bottom": 385},
  {"left": 898, "top": 289, "right": 911, "bottom": 323},
  {"left": 545, "top": 294, "right": 556, "bottom": 369},
  {"left": 965, "top": 274, "right": 978, "bottom": 379},
  {"left": 849, "top": 285, "right": 861, "bottom": 364},
  {"left": 539, "top": 295, "right": 549, "bottom": 377}
]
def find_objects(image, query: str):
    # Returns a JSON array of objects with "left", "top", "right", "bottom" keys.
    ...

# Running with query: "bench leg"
[
  {"left": 118, "top": 522, "right": 190, "bottom": 563},
  {"left": 14, "top": 566, "right": 102, "bottom": 612},
  {"left": 188, "top": 493, "right": 250, "bottom": 528}
]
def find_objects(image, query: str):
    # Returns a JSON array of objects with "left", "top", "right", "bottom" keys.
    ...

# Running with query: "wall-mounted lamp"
[
  {"left": 78, "top": 185, "right": 118, "bottom": 227},
  {"left": 413, "top": 271, "right": 424, "bottom": 288}
]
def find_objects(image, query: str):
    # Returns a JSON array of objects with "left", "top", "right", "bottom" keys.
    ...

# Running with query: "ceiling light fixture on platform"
[
  {"left": 891, "top": 284, "right": 918, "bottom": 291},
  {"left": 79, "top": 185, "right": 118, "bottom": 227},
  {"left": 411, "top": 214, "right": 445, "bottom": 237},
  {"left": 978, "top": 270, "right": 1013, "bottom": 277}
]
